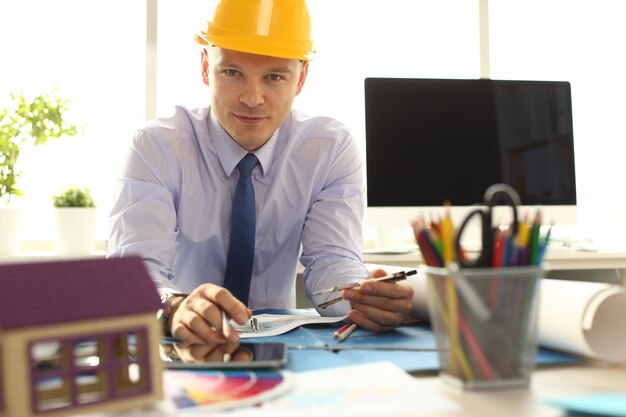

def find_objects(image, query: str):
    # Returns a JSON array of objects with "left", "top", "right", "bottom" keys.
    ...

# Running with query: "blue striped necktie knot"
[{"left": 223, "top": 153, "right": 258, "bottom": 306}]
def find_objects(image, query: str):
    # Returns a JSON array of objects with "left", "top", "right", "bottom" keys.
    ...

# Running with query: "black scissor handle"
[
  {"left": 454, "top": 183, "right": 521, "bottom": 268},
  {"left": 455, "top": 207, "right": 490, "bottom": 268}
]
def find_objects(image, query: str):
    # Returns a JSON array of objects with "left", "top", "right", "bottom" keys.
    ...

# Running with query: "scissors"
[{"left": 454, "top": 183, "right": 520, "bottom": 268}]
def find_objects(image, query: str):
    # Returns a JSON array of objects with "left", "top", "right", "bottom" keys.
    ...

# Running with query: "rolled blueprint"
[
  {"left": 407, "top": 273, "right": 626, "bottom": 363},
  {"left": 537, "top": 279, "right": 626, "bottom": 363}
]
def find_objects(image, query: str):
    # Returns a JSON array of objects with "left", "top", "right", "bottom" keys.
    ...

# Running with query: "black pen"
[{"left": 316, "top": 269, "right": 417, "bottom": 309}]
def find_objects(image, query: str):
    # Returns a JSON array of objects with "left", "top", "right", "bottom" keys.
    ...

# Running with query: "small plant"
[
  {"left": 52, "top": 186, "right": 96, "bottom": 208},
  {"left": 0, "top": 90, "right": 81, "bottom": 205}
]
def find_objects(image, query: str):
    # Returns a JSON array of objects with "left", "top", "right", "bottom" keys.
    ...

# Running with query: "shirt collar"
[{"left": 209, "top": 109, "right": 278, "bottom": 177}]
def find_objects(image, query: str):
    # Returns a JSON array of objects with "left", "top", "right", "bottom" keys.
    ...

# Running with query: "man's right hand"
[{"left": 169, "top": 284, "right": 252, "bottom": 348}]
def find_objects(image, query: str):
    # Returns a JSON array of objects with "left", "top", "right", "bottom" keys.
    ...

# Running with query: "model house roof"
[{"left": 0, "top": 256, "right": 161, "bottom": 330}]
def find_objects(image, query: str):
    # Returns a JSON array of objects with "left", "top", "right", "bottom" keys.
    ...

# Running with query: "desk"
[
  {"left": 154, "top": 314, "right": 626, "bottom": 417},
  {"left": 164, "top": 330, "right": 625, "bottom": 417},
  {"left": 416, "top": 361, "right": 626, "bottom": 417},
  {"left": 232, "top": 312, "right": 626, "bottom": 416},
  {"left": 72, "top": 314, "right": 626, "bottom": 416},
  {"left": 4, "top": 252, "right": 624, "bottom": 416},
  {"left": 83, "top": 359, "right": 626, "bottom": 416}
]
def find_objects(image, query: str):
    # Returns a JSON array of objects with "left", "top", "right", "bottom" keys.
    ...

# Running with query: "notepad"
[
  {"left": 232, "top": 313, "right": 347, "bottom": 338},
  {"left": 250, "top": 361, "right": 460, "bottom": 416}
]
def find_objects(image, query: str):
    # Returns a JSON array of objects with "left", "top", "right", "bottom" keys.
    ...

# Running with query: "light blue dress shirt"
[{"left": 107, "top": 105, "right": 368, "bottom": 316}]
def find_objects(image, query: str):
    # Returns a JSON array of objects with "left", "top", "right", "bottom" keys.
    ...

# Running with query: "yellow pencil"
[
  {"left": 441, "top": 206, "right": 455, "bottom": 263},
  {"left": 428, "top": 278, "right": 474, "bottom": 381},
  {"left": 440, "top": 206, "right": 461, "bottom": 375},
  {"left": 517, "top": 214, "right": 530, "bottom": 249}
]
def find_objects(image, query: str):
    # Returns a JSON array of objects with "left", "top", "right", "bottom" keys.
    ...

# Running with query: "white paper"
[
  {"left": 406, "top": 272, "right": 626, "bottom": 362},
  {"left": 212, "top": 361, "right": 459, "bottom": 417},
  {"left": 233, "top": 313, "right": 347, "bottom": 338},
  {"left": 538, "top": 279, "right": 626, "bottom": 362}
]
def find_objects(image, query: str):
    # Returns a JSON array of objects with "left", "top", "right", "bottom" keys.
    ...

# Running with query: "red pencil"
[{"left": 334, "top": 322, "right": 358, "bottom": 342}]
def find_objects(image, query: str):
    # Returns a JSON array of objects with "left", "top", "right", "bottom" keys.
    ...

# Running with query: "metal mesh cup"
[{"left": 423, "top": 264, "right": 542, "bottom": 390}]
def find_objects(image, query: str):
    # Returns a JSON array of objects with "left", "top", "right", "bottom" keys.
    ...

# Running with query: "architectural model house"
[{"left": 0, "top": 256, "right": 164, "bottom": 417}]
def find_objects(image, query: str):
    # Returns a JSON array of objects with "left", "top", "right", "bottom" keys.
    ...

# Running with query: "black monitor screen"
[{"left": 364, "top": 78, "right": 576, "bottom": 206}]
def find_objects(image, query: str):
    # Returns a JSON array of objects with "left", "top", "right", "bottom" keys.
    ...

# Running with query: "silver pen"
[{"left": 221, "top": 310, "right": 231, "bottom": 363}]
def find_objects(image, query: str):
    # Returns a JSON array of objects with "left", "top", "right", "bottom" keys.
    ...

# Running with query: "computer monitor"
[{"left": 364, "top": 77, "right": 577, "bottom": 244}]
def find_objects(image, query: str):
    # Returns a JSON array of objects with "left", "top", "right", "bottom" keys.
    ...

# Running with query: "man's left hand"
[{"left": 342, "top": 269, "right": 414, "bottom": 333}]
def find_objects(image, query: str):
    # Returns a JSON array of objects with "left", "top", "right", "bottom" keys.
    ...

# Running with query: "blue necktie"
[{"left": 223, "top": 153, "right": 258, "bottom": 306}]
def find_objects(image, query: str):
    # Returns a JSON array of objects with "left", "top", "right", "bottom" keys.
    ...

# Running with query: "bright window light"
[
  {"left": 490, "top": 0, "right": 626, "bottom": 228},
  {"left": 5, "top": 0, "right": 624, "bottom": 245},
  {"left": 0, "top": 0, "right": 145, "bottom": 241}
]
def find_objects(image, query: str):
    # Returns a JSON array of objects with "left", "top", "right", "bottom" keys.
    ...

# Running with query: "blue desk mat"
[{"left": 247, "top": 309, "right": 581, "bottom": 373}]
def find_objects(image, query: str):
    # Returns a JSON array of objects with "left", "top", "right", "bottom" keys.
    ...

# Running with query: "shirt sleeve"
[
  {"left": 299, "top": 125, "right": 369, "bottom": 316},
  {"left": 106, "top": 129, "right": 182, "bottom": 296}
]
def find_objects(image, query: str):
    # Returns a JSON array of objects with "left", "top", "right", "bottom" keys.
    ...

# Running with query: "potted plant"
[
  {"left": 52, "top": 186, "right": 97, "bottom": 255},
  {"left": 0, "top": 90, "right": 80, "bottom": 254}
]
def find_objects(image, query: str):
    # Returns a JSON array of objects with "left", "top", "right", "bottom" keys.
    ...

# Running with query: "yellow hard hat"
[{"left": 195, "top": 0, "right": 315, "bottom": 61}]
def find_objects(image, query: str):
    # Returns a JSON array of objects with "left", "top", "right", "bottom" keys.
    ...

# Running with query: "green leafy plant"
[
  {"left": 0, "top": 90, "right": 81, "bottom": 205},
  {"left": 52, "top": 186, "right": 96, "bottom": 208}
]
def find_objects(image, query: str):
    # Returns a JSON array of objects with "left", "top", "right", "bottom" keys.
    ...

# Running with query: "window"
[
  {"left": 0, "top": 0, "right": 146, "bottom": 241},
  {"left": 112, "top": 331, "right": 149, "bottom": 393},
  {"left": 4, "top": 1, "right": 625, "bottom": 244},
  {"left": 489, "top": 0, "right": 626, "bottom": 228},
  {"left": 29, "top": 329, "right": 150, "bottom": 413}
]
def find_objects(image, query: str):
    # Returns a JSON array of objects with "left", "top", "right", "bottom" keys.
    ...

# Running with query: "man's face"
[{"left": 202, "top": 47, "right": 309, "bottom": 151}]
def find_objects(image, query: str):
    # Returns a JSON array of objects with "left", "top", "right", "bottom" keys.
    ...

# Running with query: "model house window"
[
  {"left": 72, "top": 337, "right": 108, "bottom": 405},
  {"left": 29, "top": 329, "right": 150, "bottom": 413},
  {"left": 31, "top": 340, "right": 72, "bottom": 411},
  {"left": 112, "top": 330, "right": 150, "bottom": 393}
]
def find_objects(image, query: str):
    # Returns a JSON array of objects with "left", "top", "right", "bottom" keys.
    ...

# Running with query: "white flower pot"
[
  {"left": 0, "top": 207, "right": 22, "bottom": 254},
  {"left": 53, "top": 207, "right": 97, "bottom": 255}
]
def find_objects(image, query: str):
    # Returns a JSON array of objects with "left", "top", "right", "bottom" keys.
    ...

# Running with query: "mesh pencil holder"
[{"left": 422, "top": 264, "right": 542, "bottom": 390}]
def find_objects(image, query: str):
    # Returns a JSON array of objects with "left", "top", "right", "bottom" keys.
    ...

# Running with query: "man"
[{"left": 107, "top": 0, "right": 413, "bottom": 352}]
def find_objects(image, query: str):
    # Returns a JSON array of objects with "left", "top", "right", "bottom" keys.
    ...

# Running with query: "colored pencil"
[{"left": 334, "top": 322, "right": 357, "bottom": 342}]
